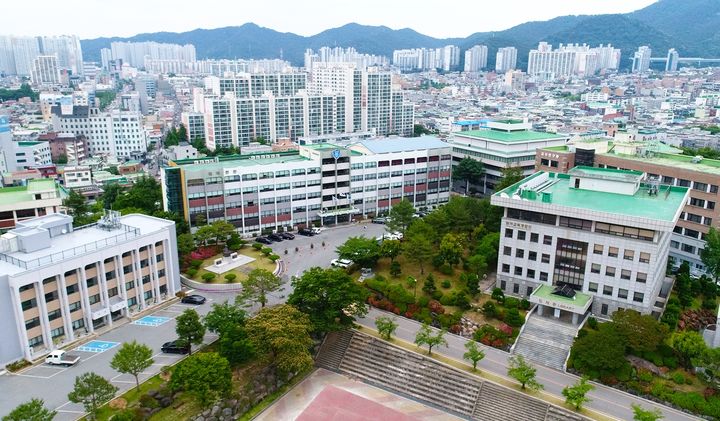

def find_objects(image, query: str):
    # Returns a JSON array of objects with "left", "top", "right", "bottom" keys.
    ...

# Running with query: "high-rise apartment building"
[
  {"left": 181, "top": 112, "right": 205, "bottom": 142},
  {"left": 304, "top": 47, "right": 388, "bottom": 71},
  {"left": 527, "top": 43, "right": 621, "bottom": 79},
  {"left": 38, "top": 35, "right": 83, "bottom": 76},
  {"left": 666, "top": 48, "right": 679, "bottom": 72},
  {"left": 109, "top": 41, "right": 196, "bottom": 68},
  {"left": 31, "top": 56, "right": 61, "bottom": 86},
  {"left": 464, "top": 45, "right": 488, "bottom": 72},
  {"left": 632, "top": 46, "right": 652, "bottom": 73},
  {"left": 594, "top": 44, "right": 621, "bottom": 71},
  {"left": 495, "top": 47, "right": 518, "bottom": 73},
  {"left": 9, "top": 36, "right": 41, "bottom": 76},
  {"left": 392, "top": 46, "right": 460, "bottom": 71},
  {"left": 0, "top": 35, "right": 82, "bottom": 76}
]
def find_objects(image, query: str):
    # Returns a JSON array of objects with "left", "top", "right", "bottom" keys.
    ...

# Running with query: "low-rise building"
[
  {"left": 39, "top": 132, "right": 87, "bottom": 164},
  {"left": 0, "top": 179, "right": 65, "bottom": 231}
]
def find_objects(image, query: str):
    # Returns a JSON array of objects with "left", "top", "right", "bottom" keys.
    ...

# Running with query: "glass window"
[
  {"left": 639, "top": 252, "right": 650, "bottom": 263},
  {"left": 591, "top": 264, "right": 601, "bottom": 274},
  {"left": 608, "top": 247, "right": 618, "bottom": 258},
  {"left": 606, "top": 267, "right": 616, "bottom": 277},
  {"left": 503, "top": 246, "right": 511, "bottom": 256},
  {"left": 540, "top": 272, "right": 548, "bottom": 282},
  {"left": 515, "top": 249, "right": 524, "bottom": 258},
  {"left": 603, "top": 285, "right": 613, "bottom": 296},
  {"left": 501, "top": 264, "right": 510, "bottom": 273},
  {"left": 541, "top": 254, "right": 550, "bottom": 263},
  {"left": 636, "top": 272, "right": 647, "bottom": 283},
  {"left": 543, "top": 235, "right": 552, "bottom": 245},
  {"left": 513, "top": 284, "right": 520, "bottom": 294},
  {"left": 528, "top": 251, "right": 537, "bottom": 261},
  {"left": 514, "top": 266, "right": 523, "bottom": 276},
  {"left": 505, "top": 228, "right": 513, "bottom": 238},
  {"left": 588, "top": 282, "right": 598, "bottom": 293},
  {"left": 527, "top": 269, "right": 535, "bottom": 279},
  {"left": 634, "top": 292, "right": 644, "bottom": 303},
  {"left": 624, "top": 250, "right": 635, "bottom": 261},
  {"left": 621, "top": 269, "right": 631, "bottom": 280},
  {"left": 530, "top": 233, "right": 539, "bottom": 243},
  {"left": 517, "top": 231, "right": 526, "bottom": 241},
  {"left": 618, "top": 289, "right": 628, "bottom": 299},
  {"left": 593, "top": 244, "right": 603, "bottom": 255}
]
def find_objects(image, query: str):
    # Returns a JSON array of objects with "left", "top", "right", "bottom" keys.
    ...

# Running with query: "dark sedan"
[
  {"left": 280, "top": 232, "right": 295, "bottom": 240},
  {"left": 161, "top": 340, "right": 190, "bottom": 354},
  {"left": 268, "top": 233, "right": 284, "bottom": 242},
  {"left": 255, "top": 236, "right": 273, "bottom": 245},
  {"left": 298, "top": 228, "right": 314, "bottom": 236},
  {"left": 181, "top": 294, "right": 206, "bottom": 305}
]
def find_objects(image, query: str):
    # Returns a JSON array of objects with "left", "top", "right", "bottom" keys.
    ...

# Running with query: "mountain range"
[{"left": 81, "top": 0, "right": 720, "bottom": 70}]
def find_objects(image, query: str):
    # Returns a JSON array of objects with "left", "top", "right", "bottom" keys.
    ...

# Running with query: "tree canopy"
[
  {"left": 3, "top": 399, "right": 56, "bottom": 421},
  {"left": 562, "top": 376, "right": 594, "bottom": 410},
  {"left": 612, "top": 309, "right": 668, "bottom": 354},
  {"left": 453, "top": 157, "right": 484, "bottom": 193},
  {"left": 336, "top": 236, "right": 381, "bottom": 268},
  {"left": 239, "top": 268, "right": 283, "bottom": 308},
  {"left": 386, "top": 199, "right": 415, "bottom": 235},
  {"left": 495, "top": 166, "right": 524, "bottom": 191},
  {"left": 176, "top": 309, "right": 206, "bottom": 353},
  {"left": 507, "top": 355, "right": 543, "bottom": 391},
  {"left": 701, "top": 227, "right": 720, "bottom": 281},
  {"left": 570, "top": 323, "right": 629, "bottom": 377},
  {"left": 204, "top": 301, "right": 247, "bottom": 334},
  {"left": 169, "top": 352, "right": 232, "bottom": 406},
  {"left": 112, "top": 176, "right": 162, "bottom": 214},
  {"left": 414, "top": 324, "right": 448, "bottom": 356},
  {"left": 110, "top": 341, "right": 154, "bottom": 391},
  {"left": 67, "top": 372, "right": 118, "bottom": 419}
]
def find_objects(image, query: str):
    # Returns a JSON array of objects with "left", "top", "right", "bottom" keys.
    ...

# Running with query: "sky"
[{"left": 4, "top": 0, "right": 659, "bottom": 39}]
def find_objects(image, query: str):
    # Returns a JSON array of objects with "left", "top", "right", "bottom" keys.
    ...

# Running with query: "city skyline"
[{"left": 4, "top": 0, "right": 657, "bottom": 39}]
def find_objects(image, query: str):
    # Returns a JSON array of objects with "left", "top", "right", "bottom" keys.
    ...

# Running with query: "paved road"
[{"left": 357, "top": 307, "right": 699, "bottom": 421}]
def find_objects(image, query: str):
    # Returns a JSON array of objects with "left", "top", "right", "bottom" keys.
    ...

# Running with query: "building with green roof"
[{"left": 0, "top": 179, "right": 65, "bottom": 231}]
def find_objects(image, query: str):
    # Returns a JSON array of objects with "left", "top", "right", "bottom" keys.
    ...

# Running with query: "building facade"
[
  {"left": 632, "top": 46, "right": 652, "bottom": 73},
  {"left": 31, "top": 55, "right": 61, "bottom": 87},
  {"left": 495, "top": 47, "right": 518, "bottom": 73},
  {"left": 492, "top": 167, "right": 688, "bottom": 321},
  {"left": 0, "top": 179, "right": 64, "bottom": 231},
  {"left": 0, "top": 212, "right": 180, "bottom": 366},
  {"left": 464, "top": 45, "right": 488, "bottom": 72}
]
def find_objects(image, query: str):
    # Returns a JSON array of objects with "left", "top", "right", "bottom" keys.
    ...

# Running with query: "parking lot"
[{"left": 0, "top": 222, "right": 389, "bottom": 419}]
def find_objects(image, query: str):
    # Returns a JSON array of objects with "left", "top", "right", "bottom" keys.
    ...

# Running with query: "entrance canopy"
[{"left": 530, "top": 284, "right": 593, "bottom": 315}]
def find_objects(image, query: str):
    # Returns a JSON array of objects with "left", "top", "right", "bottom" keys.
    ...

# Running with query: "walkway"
[
  {"left": 356, "top": 308, "right": 699, "bottom": 421},
  {"left": 513, "top": 313, "right": 578, "bottom": 371}
]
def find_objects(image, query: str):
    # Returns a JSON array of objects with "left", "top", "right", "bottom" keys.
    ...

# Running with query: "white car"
[
  {"left": 331, "top": 258, "right": 353, "bottom": 268},
  {"left": 385, "top": 231, "right": 404, "bottom": 241},
  {"left": 311, "top": 227, "right": 323, "bottom": 235}
]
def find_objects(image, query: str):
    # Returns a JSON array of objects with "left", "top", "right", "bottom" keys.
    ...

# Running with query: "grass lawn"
[{"left": 185, "top": 247, "right": 277, "bottom": 284}]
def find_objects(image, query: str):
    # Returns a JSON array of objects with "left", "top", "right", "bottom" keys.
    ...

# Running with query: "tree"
[
  {"left": 245, "top": 305, "right": 314, "bottom": 375},
  {"left": 439, "top": 233, "right": 465, "bottom": 267},
  {"left": 193, "top": 225, "right": 215, "bottom": 246},
  {"left": 495, "top": 165, "right": 524, "bottom": 191},
  {"left": 670, "top": 330, "right": 707, "bottom": 367},
  {"left": 467, "top": 254, "right": 488, "bottom": 279},
  {"left": 404, "top": 233, "right": 434, "bottom": 274},
  {"left": 210, "top": 220, "right": 236, "bottom": 245},
  {"left": 218, "top": 324, "right": 255, "bottom": 365},
  {"left": 169, "top": 352, "right": 231, "bottom": 406},
  {"left": 697, "top": 346, "right": 720, "bottom": 388},
  {"left": 336, "top": 236, "right": 381, "bottom": 268},
  {"left": 288, "top": 267, "right": 368, "bottom": 332},
  {"left": 67, "top": 372, "right": 118, "bottom": 419},
  {"left": 570, "top": 323, "right": 629, "bottom": 376},
  {"left": 463, "top": 341, "right": 485, "bottom": 371},
  {"left": 562, "top": 376, "right": 594, "bottom": 410},
  {"left": 110, "top": 341, "right": 154, "bottom": 391},
  {"left": 376, "top": 316, "right": 398, "bottom": 340},
  {"left": 507, "top": 355, "right": 543, "bottom": 391},
  {"left": 3, "top": 398, "right": 56, "bottom": 421},
  {"left": 176, "top": 309, "right": 206, "bottom": 354},
  {"left": 612, "top": 309, "right": 668, "bottom": 353},
  {"left": 240, "top": 268, "right": 283, "bottom": 308},
  {"left": 380, "top": 239, "right": 402, "bottom": 262},
  {"left": 101, "top": 183, "right": 123, "bottom": 210},
  {"left": 453, "top": 157, "right": 484, "bottom": 194},
  {"left": 631, "top": 404, "right": 664, "bottom": 421},
  {"left": 113, "top": 176, "right": 162, "bottom": 214},
  {"left": 203, "top": 301, "right": 247, "bottom": 334},
  {"left": 702, "top": 227, "right": 720, "bottom": 281},
  {"left": 177, "top": 233, "right": 196, "bottom": 256},
  {"left": 386, "top": 199, "right": 415, "bottom": 235},
  {"left": 55, "top": 153, "right": 68, "bottom": 165},
  {"left": 63, "top": 190, "right": 91, "bottom": 226},
  {"left": 414, "top": 324, "right": 448, "bottom": 356}
]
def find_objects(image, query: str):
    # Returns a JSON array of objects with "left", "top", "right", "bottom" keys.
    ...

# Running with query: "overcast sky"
[{"left": 5, "top": 0, "right": 658, "bottom": 39}]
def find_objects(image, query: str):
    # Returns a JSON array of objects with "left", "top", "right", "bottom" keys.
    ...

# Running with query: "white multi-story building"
[
  {"left": 31, "top": 55, "right": 61, "bottom": 87},
  {"left": 181, "top": 112, "right": 205, "bottom": 142},
  {"left": 38, "top": 35, "right": 83, "bottom": 76},
  {"left": 0, "top": 178, "right": 64, "bottom": 231},
  {"left": 8, "top": 36, "right": 40, "bottom": 76},
  {"left": 0, "top": 212, "right": 181, "bottom": 366},
  {"left": 62, "top": 166, "right": 93, "bottom": 189},
  {"left": 632, "top": 46, "right": 652, "bottom": 73},
  {"left": 495, "top": 47, "right": 518, "bottom": 73},
  {"left": 109, "top": 41, "right": 196, "bottom": 68},
  {"left": 527, "top": 43, "right": 621, "bottom": 79},
  {"left": 51, "top": 106, "right": 147, "bottom": 159},
  {"left": 666, "top": 48, "right": 679, "bottom": 72},
  {"left": 0, "top": 35, "right": 82, "bottom": 76},
  {"left": 594, "top": 44, "right": 621, "bottom": 71},
  {"left": 392, "top": 46, "right": 459, "bottom": 72},
  {"left": 492, "top": 166, "right": 689, "bottom": 321},
  {"left": 464, "top": 45, "right": 488, "bottom": 72},
  {"left": 304, "top": 47, "right": 388, "bottom": 71}
]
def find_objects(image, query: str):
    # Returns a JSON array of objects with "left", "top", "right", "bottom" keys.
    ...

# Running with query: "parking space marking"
[
  {"left": 133, "top": 316, "right": 171, "bottom": 327},
  {"left": 75, "top": 340, "right": 120, "bottom": 353}
]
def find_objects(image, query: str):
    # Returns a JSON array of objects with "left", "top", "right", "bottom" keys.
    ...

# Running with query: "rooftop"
[
  {"left": 0, "top": 179, "right": 59, "bottom": 205},
  {"left": 603, "top": 151, "right": 720, "bottom": 176},
  {"left": 456, "top": 129, "right": 566, "bottom": 143},
  {"left": 495, "top": 170, "right": 689, "bottom": 222},
  {"left": 356, "top": 136, "right": 449, "bottom": 154},
  {"left": 568, "top": 166, "right": 644, "bottom": 183},
  {"left": 181, "top": 154, "right": 312, "bottom": 173},
  {"left": 531, "top": 284, "right": 593, "bottom": 309}
]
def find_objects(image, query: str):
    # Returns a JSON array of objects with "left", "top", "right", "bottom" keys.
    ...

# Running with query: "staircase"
[
  {"left": 314, "top": 330, "right": 353, "bottom": 371},
  {"left": 472, "top": 382, "right": 548, "bottom": 421},
  {"left": 513, "top": 315, "right": 579, "bottom": 371}
]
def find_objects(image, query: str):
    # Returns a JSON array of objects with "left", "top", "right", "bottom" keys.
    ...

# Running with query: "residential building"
[
  {"left": 31, "top": 55, "right": 61, "bottom": 87},
  {"left": 6, "top": 36, "right": 40, "bottom": 76},
  {"left": 167, "top": 143, "right": 199, "bottom": 161},
  {"left": 464, "top": 45, "right": 488, "bottom": 72},
  {"left": 632, "top": 46, "right": 652, "bottom": 73},
  {"left": 0, "top": 179, "right": 65, "bottom": 231},
  {"left": 161, "top": 137, "right": 452, "bottom": 232},
  {"left": 392, "top": 46, "right": 460, "bottom": 71},
  {"left": 666, "top": 48, "right": 679, "bottom": 72},
  {"left": 594, "top": 44, "right": 621, "bottom": 71},
  {"left": 181, "top": 112, "right": 205, "bottom": 142},
  {"left": 492, "top": 167, "right": 688, "bottom": 321},
  {"left": 62, "top": 166, "right": 93, "bottom": 189},
  {"left": 38, "top": 35, "right": 83, "bottom": 76},
  {"left": 495, "top": 47, "right": 518, "bottom": 73},
  {"left": 0, "top": 35, "right": 82, "bottom": 76},
  {"left": 1, "top": 135, "right": 53, "bottom": 172},
  {"left": 38, "top": 132, "right": 87, "bottom": 164},
  {"left": 109, "top": 41, "right": 196, "bottom": 68},
  {"left": 0, "top": 212, "right": 180, "bottom": 366},
  {"left": 303, "top": 47, "right": 388, "bottom": 71},
  {"left": 527, "top": 43, "right": 602, "bottom": 79},
  {"left": 449, "top": 119, "right": 569, "bottom": 193}
]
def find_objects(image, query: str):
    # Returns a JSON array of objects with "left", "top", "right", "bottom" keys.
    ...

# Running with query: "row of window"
[
  {"left": 504, "top": 228, "right": 553, "bottom": 245},
  {"left": 505, "top": 211, "right": 656, "bottom": 242},
  {"left": 587, "top": 282, "right": 644, "bottom": 303}
]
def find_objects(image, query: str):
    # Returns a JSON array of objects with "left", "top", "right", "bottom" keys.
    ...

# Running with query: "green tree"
[
  {"left": 101, "top": 183, "right": 123, "bottom": 210},
  {"left": 495, "top": 165, "right": 524, "bottom": 191},
  {"left": 176, "top": 309, "right": 206, "bottom": 354},
  {"left": 55, "top": 153, "right": 68, "bottom": 165},
  {"left": 380, "top": 239, "right": 402, "bottom": 262},
  {"left": 113, "top": 176, "right": 162, "bottom": 214},
  {"left": 177, "top": 233, "right": 196, "bottom": 256},
  {"left": 570, "top": 323, "right": 629, "bottom": 376},
  {"left": 63, "top": 190, "right": 91, "bottom": 226},
  {"left": 404, "top": 232, "right": 434, "bottom": 274},
  {"left": 210, "top": 220, "right": 235, "bottom": 245},
  {"left": 110, "top": 341, "right": 154, "bottom": 391},
  {"left": 375, "top": 316, "right": 398, "bottom": 340},
  {"left": 413, "top": 124, "right": 433, "bottom": 137},
  {"left": 670, "top": 330, "right": 707, "bottom": 367},
  {"left": 3, "top": 398, "right": 56, "bottom": 421},
  {"left": 177, "top": 124, "right": 188, "bottom": 142},
  {"left": 414, "top": 324, "right": 448, "bottom": 356},
  {"left": 697, "top": 346, "right": 720, "bottom": 388},
  {"left": 701, "top": 227, "right": 720, "bottom": 281},
  {"left": 463, "top": 341, "right": 486, "bottom": 371},
  {"left": 467, "top": 254, "right": 488, "bottom": 278},
  {"left": 562, "top": 376, "right": 594, "bottom": 410},
  {"left": 612, "top": 309, "right": 667, "bottom": 353},
  {"left": 507, "top": 355, "right": 543, "bottom": 391},
  {"left": 169, "top": 352, "right": 231, "bottom": 406},
  {"left": 67, "top": 372, "right": 118, "bottom": 420},
  {"left": 288, "top": 267, "right": 368, "bottom": 332},
  {"left": 245, "top": 305, "right": 314, "bottom": 375},
  {"left": 631, "top": 404, "right": 664, "bottom": 421},
  {"left": 336, "top": 236, "right": 381, "bottom": 268},
  {"left": 386, "top": 199, "right": 415, "bottom": 235},
  {"left": 439, "top": 233, "right": 465, "bottom": 267},
  {"left": 218, "top": 324, "right": 255, "bottom": 365},
  {"left": 203, "top": 301, "right": 247, "bottom": 334},
  {"left": 193, "top": 224, "right": 215, "bottom": 246},
  {"left": 240, "top": 268, "right": 283, "bottom": 308},
  {"left": 453, "top": 157, "right": 484, "bottom": 194}
]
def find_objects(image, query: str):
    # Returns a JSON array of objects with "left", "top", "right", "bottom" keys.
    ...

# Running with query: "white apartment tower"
[
  {"left": 495, "top": 47, "right": 518, "bottom": 73},
  {"left": 632, "top": 46, "right": 652, "bottom": 73},
  {"left": 666, "top": 48, "right": 679, "bottom": 72},
  {"left": 464, "top": 45, "right": 488, "bottom": 72},
  {"left": 31, "top": 55, "right": 61, "bottom": 87}
]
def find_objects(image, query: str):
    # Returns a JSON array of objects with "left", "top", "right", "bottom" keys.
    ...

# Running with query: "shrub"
[
  {"left": 422, "top": 274, "right": 437, "bottom": 295},
  {"left": 491, "top": 287, "right": 505, "bottom": 303},
  {"left": 268, "top": 254, "right": 280, "bottom": 262},
  {"left": 439, "top": 263, "right": 453, "bottom": 275},
  {"left": 473, "top": 324, "right": 509, "bottom": 348},
  {"left": 5, "top": 359, "right": 30, "bottom": 372},
  {"left": 453, "top": 291, "right": 471, "bottom": 309},
  {"left": 417, "top": 296, "right": 430, "bottom": 308},
  {"left": 414, "top": 308, "right": 433, "bottom": 324},
  {"left": 672, "top": 372, "right": 686, "bottom": 384},
  {"left": 703, "top": 299, "right": 718, "bottom": 310},
  {"left": 587, "top": 317, "right": 598, "bottom": 330},
  {"left": 366, "top": 277, "right": 388, "bottom": 294},
  {"left": 390, "top": 261, "right": 402, "bottom": 277},
  {"left": 439, "top": 294, "right": 454, "bottom": 306},
  {"left": 637, "top": 370, "right": 654, "bottom": 383},
  {"left": 190, "top": 259, "right": 203, "bottom": 269},
  {"left": 201, "top": 273, "right": 216, "bottom": 282},
  {"left": 139, "top": 394, "right": 159, "bottom": 409},
  {"left": 252, "top": 242, "right": 263, "bottom": 250},
  {"left": 441, "top": 280, "right": 451, "bottom": 288},
  {"left": 428, "top": 299, "right": 445, "bottom": 315},
  {"left": 519, "top": 299, "right": 531, "bottom": 310},
  {"left": 432, "top": 254, "right": 445, "bottom": 268},
  {"left": 261, "top": 247, "right": 273, "bottom": 256},
  {"left": 186, "top": 268, "right": 198, "bottom": 278},
  {"left": 431, "top": 290, "right": 444, "bottom": 300},
  {"left": 482, "top": 301, "right": 497, "bottom": 318},
  {"left": 504, "top": 308, "right": 523, "bottom": 327},
  {"left": 504, "top": 297, "right": 519, "bottom": 309},
  {"left": 224, "top": 273, "right": 237, "bottom": 283},
  {"left": 663, "top": 356, "right": 679, "bottom": 369},
  {"left": 387, "top": 284, "right": 415, "bottom": 304}
]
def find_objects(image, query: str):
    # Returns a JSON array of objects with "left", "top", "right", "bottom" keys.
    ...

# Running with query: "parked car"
[
  {"left": 331, "top": 258, "right": 353, "bottom": 268},
  {"left": 372, "top": 216, "right": 387, "bottom": 224},
  {"left": 161, "top": 340, "right": 190, "bottom": 354},
  {"left": 298, "top": 228, "right": 314, "bottom": 236},
  {"left": 280, "top": 232, "right": 295, "bottom": 240},
  {"left": 311, "top": 227, "right": 323, "bottom": 235},
  {"left": 181, "top": 294, "right": 206, "bottom": 305},
  {"left": 268, "top": 233, "right": 284, "bottom": 242},
  {"left": 255, "top": 236, "right": 273, "bottom": 245},
  {"left": 46, "top": 350, "right": 80, "bottom": 366}
]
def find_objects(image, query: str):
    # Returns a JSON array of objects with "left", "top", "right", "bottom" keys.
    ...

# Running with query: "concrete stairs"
[
  {"left": 314, "top": 330, "right": 353, "bottom": 371},
  {"left": 513, "top": 315, "right": 579, "bottom": 371},
  {"left": 472, "top": 382, "right": 548, "bottom": 421}
]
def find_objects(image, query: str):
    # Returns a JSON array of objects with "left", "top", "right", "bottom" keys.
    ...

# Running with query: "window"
[
  {"left": 621, "top": 269, "right": 631, "bottom": 280},
  {"left": 86, "top": 277, "right": 97, "bottom": 288},
  {"left": 72, "top": 319, "right": 85, "bottom": 330},
  {"left": 526, "top": 287, "right": 534, "bottom": 296},
  {"left": 540, "top": 272, "right": 548, "bottom": 282},
  {"left": 618, "top": 289, "right": 628, "bottom": 299},
  {"left": 636, "top": 272, "right": 647, "bottom": 283},
  {"left": 606, "top": 267, "right": 616, "bottom": 277},
  {"left": 66, "top": 284, "right": 79, "bottom": 295},
  {"left": 123, "top": 264, "right": 133, "bottom": 274},
  {"left": 503, "top": 246, "right": 511, "bottom": 256},
  {"left": 601, "top": 304, "right": 609, "bottom": 315},
  {"left": 527, "top": 269, "right": 535, "bottom": 279},
  {"left": 51, "top": 327, "right": 65, "bottom": 338},
  {"left": 595, "top": 222, "right": 654, "bottom": 241},
  {"left": 108, "top": 287, "right": 118, "bottom": 297},
  {"left": 608, "top": 247, "right": 618, "bottom": 258},
  {"left": 48, "top": 309, "right": 61, "bottom": 321},
  {"left": 593, "top": 244, "right": 603, "bottom": 255},
  {"left": 69, "top": 301, "right": 82, "bottom": 312},
  {"left": 543, "top": 235, "right": 552, "bottom": 245},
  {"left": 140, "top": 259, "right": 149, "bottom": 268},
  {"left": 559, "top": 216, "right": 593, "bottom": 230},
  {"left": 514, "top": 266, "right": 523, "bottom": 276},
  {"left": 639, "top": 252, "right": 650, "bottom": 263},
  {"left": 158, "top": 269, "right": 166, "bottom": 278},
  {"left": 624, "top": 250, "right": 635, "bottom": 261},
  {"left": 588, "top": 282, "right": 598, "bottom": 293},
  {"left": 21, "top": 298, "right": 37, "bottom": 311},
  {"left": 142, "top": 275, "right": 151, "bottom": 284},
  {"left": 44, "top": 291, "right": 59, "bottom": 303},
  {"left": 634, "top": 292, "right": 644, "bottom": 303},
  {"left": 517, "top": 231, "right": 526, "bottom": 241},
  {"left": 500, "top": 280, "right": 506, "bottom": 290},
  {"left": 711, "top": 185, "right": 719, "bottom": 194},
  {"left": 89, "top": 294, "right": 101, "bottom": 305},
  {"left": 694, "top": 182, "right": 707, "bottom": 191},
  {"left": 126, "top": 280, "right": 135, "bottom": 290},
  {"left": 515, "top": 249, "right": 524, "bottom": 258},
  {"left": 156, "top": 253, "right": 164, "bottom": 262},
  {"left": 591, "top": 264, "right": 601, "bottom": 274},
  {"left": 603, "top": 285, "right": 613, "bottom": 296},
  {"left": 105, "top": 270, "right": 116, "bottom": 281},
  {"left": 530, "top": 233, "right": 539, "bottom": 243},
  {"left": 25, "top": 317, "right": 40, "bottom": 330},
  {"left": 513, "top": 284, "right": 520, "bottom": 294},
  {"left": 501, "top": 264, "right": 510, "bottom": 273},
  {"left": 528, "top": 251, "right": 537, "bottom": 261},
  {"left": 682, "top": 244, "right": 696, "bottom": 254},
  {"left": 541, "top": 254, "right": 550, "bottom": 264},
  {"left": 28, "top": 335, "right": 43, "bottom": 347},
  {"left": 505, "top": 228, "right": 513, "bottom": 238}
]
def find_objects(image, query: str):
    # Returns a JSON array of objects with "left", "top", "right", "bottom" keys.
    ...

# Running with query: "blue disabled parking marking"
[
  {"left": 133, "top": 316, "right": 171, "bottom": 327},
  {"left": 75, "top": 340, "right": 120, "bottom": 353}
]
